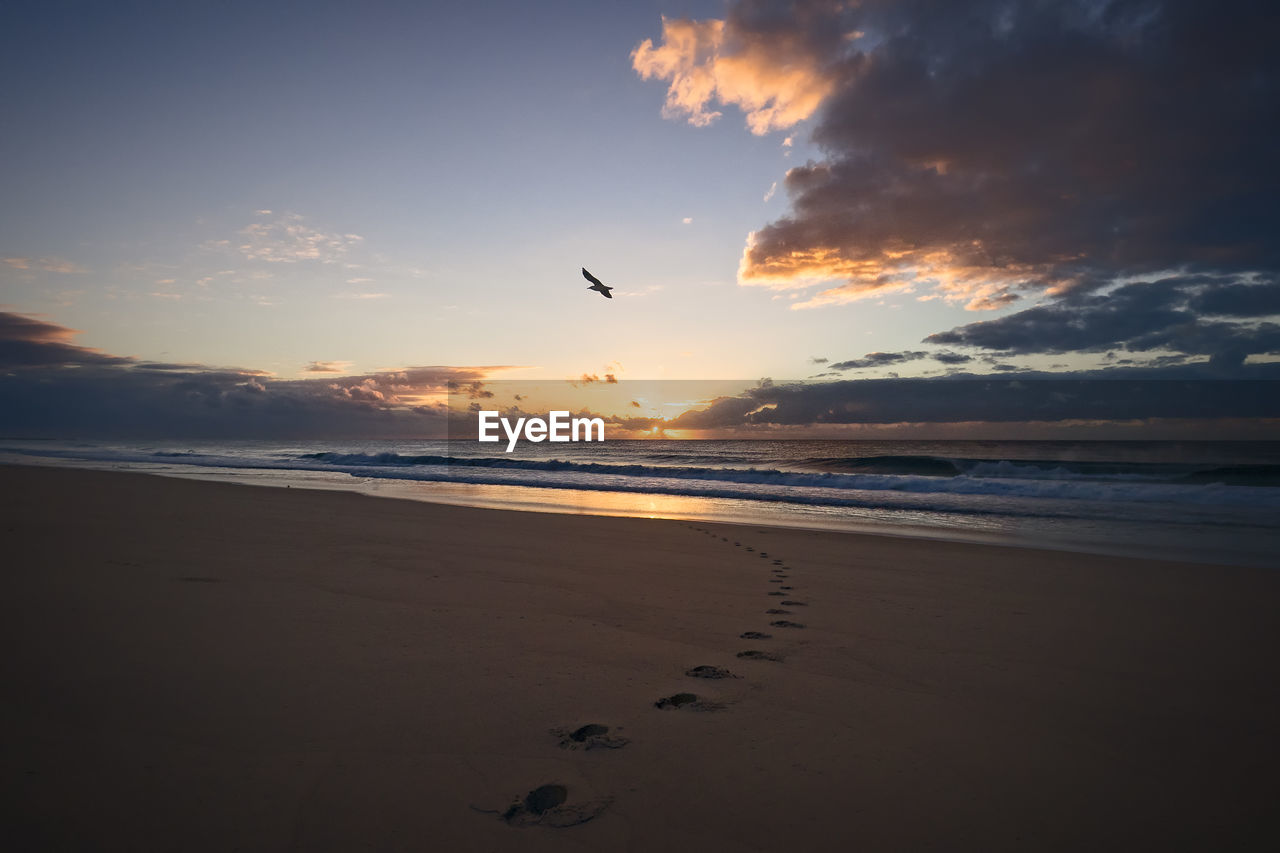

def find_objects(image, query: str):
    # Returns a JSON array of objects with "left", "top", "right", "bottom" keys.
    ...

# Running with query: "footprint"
[
  {"left": 734, "top": 541, "right": 741, "bottom": 546},
  {"left": 765, "top": 608, "right": 791, "bottom": 615},
  {"left": 551, "top": 724, "right": 630, "bottom": 751},
  {"left": 769, "top": 579, "right": 783, "bottom": 584},
  {"left": 736, "top": 650, "right": 781, "bottom": 662},
  {"left": 772, "top": 560, "right": 783, "bottom": 565},
  {"left": 498, "top": 784, "right": 611, "bottom": 827},
  {"left": 513, "top": 783, "right": 565, "bottom": 817},
  {"left": 746, "top": 547, "right": 754, "bottom": 552},
  {"left": 781, "top": 600, "right": 807, "bottom": 606},
  {"left": 654, "top": 692, "right": 723, "bottom": 711},
  {"left": 770, "top": 620, "right": 806, "bottom": 629},
  {"left": 740, "top": 631, "right": 772, "bottom": 639},
  {"left": 767, "top": 591, "right": 786, "bottom": 596},
  {"left": 780, "top": 586, "right": 793, "bottom": 590},
  {"left": 655, "top": 692, "right": 697, "bottom": 709},
  {"left": 684, "top": 665, "right": 740, "bottom": 680},
  {"left": 760, "top": 552, "right": 769, "bottom": 557}
]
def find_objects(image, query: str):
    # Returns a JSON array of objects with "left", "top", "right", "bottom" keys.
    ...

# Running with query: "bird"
[{"left": 582, "top": 267, "right": 614, "bottom": 299}]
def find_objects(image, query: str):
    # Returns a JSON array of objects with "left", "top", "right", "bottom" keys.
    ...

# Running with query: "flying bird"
[{"left": 582, "top": 267, "right": 613, "bottom": 299}]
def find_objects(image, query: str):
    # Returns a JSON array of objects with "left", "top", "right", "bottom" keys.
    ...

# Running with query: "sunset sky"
[{"left": 2, "top": 0, "right": 1277, "bottom": 438}]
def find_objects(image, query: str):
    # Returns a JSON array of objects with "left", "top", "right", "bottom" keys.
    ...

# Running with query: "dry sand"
[{"left": 2, "top": 464, "right": 1277, "bottom": 851}]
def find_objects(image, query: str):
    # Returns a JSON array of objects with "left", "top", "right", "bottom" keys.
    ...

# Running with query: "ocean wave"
[
  {"left": 6, "top": 445, "right": 1280, "bottom": 513},
  {"left": 808, "top": 454, "right": 1280, "bottom": 486},
  {"left": 295, "top": 450, "right": 1280, "bottom": 502},
  {"left": 281, "top": 460, "right": 1280, "bottom": 524}
]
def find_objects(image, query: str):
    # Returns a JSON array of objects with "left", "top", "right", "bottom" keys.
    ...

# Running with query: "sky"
[{"left": 2, "top": 0, "right": 1278, "bottom": 438}]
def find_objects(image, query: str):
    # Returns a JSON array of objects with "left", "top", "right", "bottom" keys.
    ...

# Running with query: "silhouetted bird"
[{"left": 582, "top": 267, "right": 614, "bottom": 299}]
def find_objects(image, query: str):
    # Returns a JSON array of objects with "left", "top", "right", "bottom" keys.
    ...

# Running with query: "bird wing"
[
  {"left": 601, "top": 288, "right": 612, "bottom": 298},
  {"left": 581, "top": 268, "right": 604, "bottom": 287}
]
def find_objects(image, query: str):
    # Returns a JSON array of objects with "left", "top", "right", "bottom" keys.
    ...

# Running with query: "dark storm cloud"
[
  {"left": 640, "top": 0, "right": 1280, "bottom": 363},
  {"left": 1190, "top": 281, "right": 1280, "bottom": 318},
  {"left": 726, "top": 0, "right": 1279, "bottom": 319},
  {"left": 928, "top": 276, "right": 1280, "bottom": 367},
  {"left": 0, "top": 312, "right": 496, "bottom": 438}
]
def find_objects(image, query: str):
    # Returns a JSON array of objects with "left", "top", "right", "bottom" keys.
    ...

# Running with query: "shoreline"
[
  {"left": 4, "top": 464, "right": 1279, "bottom": 849},
  {"left": 4, "top": 455, "right": 1276, "bottom": 568}
]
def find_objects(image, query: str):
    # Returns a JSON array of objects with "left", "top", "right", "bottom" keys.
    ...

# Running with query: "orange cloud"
[
  {"left": 631, "top": 15, "right": 835, "bottom": 135},
  {"left": 737, "top": 234, "right": 1077, "bottom": 312}
]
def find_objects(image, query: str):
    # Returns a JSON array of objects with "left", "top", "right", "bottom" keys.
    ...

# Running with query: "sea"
[{"left": 3, "top": 438, "right": 1278, "bottom": 568}]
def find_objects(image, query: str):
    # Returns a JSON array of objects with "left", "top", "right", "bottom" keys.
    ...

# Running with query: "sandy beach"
[{"left": 3, "top": 464, "right": 1277, "bottom": 851}]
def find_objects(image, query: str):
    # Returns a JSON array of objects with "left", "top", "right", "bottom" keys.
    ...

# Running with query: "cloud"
[
  {"left": 1191, "top": 280, "right": 1280, "bottom": 318},
  {"left": 763, "top": 181, "right": 777, "bottom": 202},
  {"left": 0, "top": 312, "right": 133, "bottom": 368},
  {"left": 304, "top": 361, "right": 352, "bottom": 374},
  {"left": 571, "top": 373, "right": 619, "bottom": 386},
  {"left": 682, "top": 217, "right": 693, "bottom": 224},
  {"left": 332, "top": 291, "right": 390, "bottom": 300},
  {"left": 636, "top": 1, "right": 1280, "bottom": 327},
  {"left": 631, "top": 9, "right": 841, "bottom": 135},
  {"left": 447, "top": 380, "right": 494, "bottom": 400},
  {"left": 927, "top": 275, "right": 1280, "bottom": 369},
  {"left": 4, "top": 314, "right": 1274, "bottom": 439},
  {"left": 826, "top": 349, "right": 974, "bottom": 370},
  {"left": 0, "top": 311, "right": 507, "bottom": 438},
  {"left": 232, "top": 213, "right": 363, "bottom": 264},
  {"left": 134, "top": 362, "right": 215, "bottom": 372},
  {"left": 3, "top": 256, "right": 88, "bottom": 274},
  {"left": 829, "top": 351, "right": 927, "bottom": 370}
]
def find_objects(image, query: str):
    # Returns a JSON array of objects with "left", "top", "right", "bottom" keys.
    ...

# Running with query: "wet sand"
[{"left": 3, "top": 464, "right": 1277, "bottom": 850}]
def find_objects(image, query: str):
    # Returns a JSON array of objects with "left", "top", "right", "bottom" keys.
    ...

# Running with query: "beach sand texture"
[{"left": 3, "top": 465, "right": 1277, "bottom": 851}]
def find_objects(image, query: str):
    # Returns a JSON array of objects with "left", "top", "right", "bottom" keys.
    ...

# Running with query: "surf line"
[{"left": 477, "top": 410, "right": 605, "bottom": 453}]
